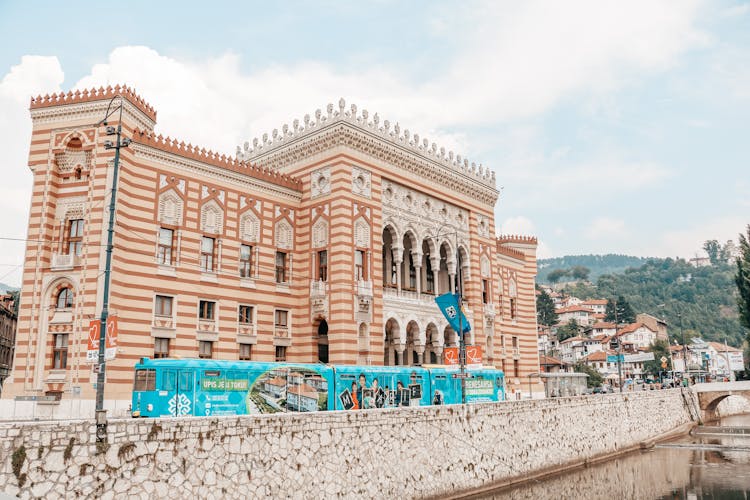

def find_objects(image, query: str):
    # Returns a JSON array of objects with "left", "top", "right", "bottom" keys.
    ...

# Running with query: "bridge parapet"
[{"left": 692, "top": 381, "right": 750, "bottom": 392}]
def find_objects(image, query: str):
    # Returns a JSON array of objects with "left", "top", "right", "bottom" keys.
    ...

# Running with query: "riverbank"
[{"left": 0, "top": 389, "right": 700, "bottom": 499}]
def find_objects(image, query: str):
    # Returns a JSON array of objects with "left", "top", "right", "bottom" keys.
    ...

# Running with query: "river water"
[{"left": 478, "top": 413, "right": 750, "bottom": 499}]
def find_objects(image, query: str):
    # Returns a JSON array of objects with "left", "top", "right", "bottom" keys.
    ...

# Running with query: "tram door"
[{"left": 175, "top": 370, "right": 195, "bottom": 417}]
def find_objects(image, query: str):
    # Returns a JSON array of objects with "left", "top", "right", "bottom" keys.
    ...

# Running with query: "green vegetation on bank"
[
  {"left": 538, "top": 255, "right": 650, "bottom": 283},
  {"left": 544, "top": 254, "right": 745, "bottom": 347}
]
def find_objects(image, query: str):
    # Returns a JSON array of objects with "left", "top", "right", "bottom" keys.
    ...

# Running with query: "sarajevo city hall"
[{"left": 1, "top": 86, "right": 540, "bottom": 417}]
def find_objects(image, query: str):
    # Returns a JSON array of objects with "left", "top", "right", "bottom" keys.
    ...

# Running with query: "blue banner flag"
[{"left": 435, "top": 293, "right": 471, "bottom": 335}]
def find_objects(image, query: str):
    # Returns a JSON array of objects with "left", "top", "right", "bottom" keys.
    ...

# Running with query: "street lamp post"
[
  {"left": 434, "top": 226, "right": 467, "bottom": 404},
  {"left": 679, "top": 311, "right": 688, "bottom": 386},
  {"left": 613, "top": 298, "right": 623, "bottom": 393},
  {"left": 95, "top": 95, "right": 131, "bottom": 441}
]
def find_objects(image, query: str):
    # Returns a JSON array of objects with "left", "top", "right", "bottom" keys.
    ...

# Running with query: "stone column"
[
  {"left": 395, "top": 343, "right": 406, "bottom": 366},
  {"left": 414, "top": 264, "right": 422, "bottom": 294},
  {"left": 430, "top": 256, "right": 441, "bottom": 294},
  {"left": 415, "top": 344, "right": 426, "bottom": 366},
  {"left": 434, "top": 346, "right": 444, "bottom": 363},
  {"left": 393, "top": 246, "right": 403, "bottom": 292}
]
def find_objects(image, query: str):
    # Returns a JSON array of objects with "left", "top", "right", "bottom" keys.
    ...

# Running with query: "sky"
[{"left": 0, "top": 0, "right": 748, "bottom": 287}]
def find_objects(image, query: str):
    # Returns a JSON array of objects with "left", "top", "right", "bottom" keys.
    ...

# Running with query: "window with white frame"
[
  {"left": 157, "top": 227, "right": 175, "bottom": 265},
  {"left": 198, "top": 340, "right": 213, "bottom": 359}
]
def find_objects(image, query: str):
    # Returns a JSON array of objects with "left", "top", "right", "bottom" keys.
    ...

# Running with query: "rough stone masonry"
[{"left": 0, "top": 389, "right": 699, "bottom": 499}]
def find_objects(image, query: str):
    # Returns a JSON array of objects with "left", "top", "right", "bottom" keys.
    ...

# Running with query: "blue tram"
[{"left": 131, "top": 358, "right": 505, "bottom": 417}]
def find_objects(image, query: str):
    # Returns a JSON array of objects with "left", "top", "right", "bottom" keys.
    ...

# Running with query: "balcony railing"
[
  {"left": 152, "top": 316, "right": 174, "bottom": 329},
  {"left": 51, "top": 253, "right": 79, "bottom": 271},
  {"left": 197, "top": 318, "right": 216, "bottom": 333},
  {"left": 237, "top": 323, "right": 257, "bottom": 338},
  {"left": 274, "top": 326, "right": 290, "bottom": 339}
]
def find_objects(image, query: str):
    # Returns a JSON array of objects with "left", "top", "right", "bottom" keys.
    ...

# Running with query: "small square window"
[
  {"left": 154, "top": 338, "right": 169, "bottom": 359},
  {"left": 239, "top": 343, "right": 252, "bottom": 361},
  {"left": 199, "top": 340, "right": 213, "bottom": 359},
  {"left": 199, "top": 300, "right": 215, "bottom": 320}
]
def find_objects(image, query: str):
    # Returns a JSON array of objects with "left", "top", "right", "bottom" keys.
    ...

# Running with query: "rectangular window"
[
  {"left": 239, "top": 343, "right": 252, "bottom": 361},
  {"left": 238, "top": 305, "right": 254, "bottom": 324},
  {"left": 513, "top": 360, "right": 520, "bottom": 378},
  {"left": 133, "top": 369, "right": 156, "bottom": 391},
  {"left": 200, "top": 236, "right": 215, "bottom": 272},
  {"left": 154, "top": 338, "right": 170, "bottom": 359},
  {"left": 198, "top": 340, "right": 213, "bottom": 359},
  {"left": 199, "top": 300, "right": 215, "bottom": 320},
  {"left": 157, "top": 228, "right": 174, "bottom": 265},
  {"left": 318, "top": 250, "right": 327, "bottom": 281},
  {"left": 53, "top": 333, "right": 68, "bottom": 369},
  {"left": 67, "top": 219, "right": 84, "bottom": 256},
  {"left": 155, "top": 295, "right": 173, "bottom": 317},
  {"left": 275, "top": 251, "right": 287, "bottom": 283},
  {"left": 275, "top": 309, "right": 288, "bottom": 328},
  {"left": 482, "top": 279, "right": 490, "bottom": 304},
  {"left": 240, "top": 244, "right": 253, "bottom": 278},
  {"left": 355, "top": 250, "right": 367, "bottom": 281},
  {"left": 510, "top": 298, "right": 517, "bottom": 319},
  {"left": 275, "top": 345, "right": 287, "bottom": 362}
]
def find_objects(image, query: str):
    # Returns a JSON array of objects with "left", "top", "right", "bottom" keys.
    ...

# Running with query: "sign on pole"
[
  {"left": 86, "top": 320, "right": 100, "bottom": 363},
  {"left": 444, "top": 346, "right": 483, "bottom": 367},
  {"left": 105, "top": 316, "right": 118, "bottom": 361}
]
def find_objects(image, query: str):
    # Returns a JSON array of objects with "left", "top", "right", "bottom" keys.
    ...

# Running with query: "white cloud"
[
  {"left": 0, "top": 2, "right": 711, "bottom": 283},
  {"left": 633, "top": 216, "right": 747, "bottom": 259},
  {"left": 0, "top": 56, "right": 64, "bottom": 287},
  {"left": 585, "top": 217, "right": 628, "bottom": 240},
  {"left": 499, "top": 215, "right": 536, "bottom": 236}
]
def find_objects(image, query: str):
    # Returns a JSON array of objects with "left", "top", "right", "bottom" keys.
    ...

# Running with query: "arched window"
[{"left": 56, "top": 288, "right": 73, "bottom": 309}]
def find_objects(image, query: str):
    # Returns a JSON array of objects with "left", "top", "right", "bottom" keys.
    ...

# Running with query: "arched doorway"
[
  {"left": 384, "top": 318, "right": 401, "bottom": 366},
  {"left": 317, "top": 319, "right": 328, "bottom": 363}
]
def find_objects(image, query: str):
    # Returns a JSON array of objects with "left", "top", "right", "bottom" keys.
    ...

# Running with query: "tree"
[
  {"left": 536, "top": 289, "right": 557, "bottom": 328},
  {"left": 8, "top": 290, "right": 19, "bottom": 316},
  {"left": 556, "top": 319, "right": 581, "bottom": 342},
  {"left": 547, "top": 269, "right": 569, "bottom": 284},
  {"left": 570, "top": 265, "right": 590, "bottom": 281},
  {"left": 604, "top": 296, "right": 636, "bottom": 324},
  {"left": 736, "top": 225, "right": 750, "bottom": 339},
  {"left": 574, "top": 361, "right": 603, "bottom": 388},
  {"left": 643, "top": 339, "right": 670, "bottom": 378},
  {"left": 704, "top": 239, "right": 721, "bottom": 265}
]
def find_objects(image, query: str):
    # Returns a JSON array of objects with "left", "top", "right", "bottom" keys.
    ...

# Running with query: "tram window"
[
  {"left": 134, "top": 369, "right": 156, "bottom": 391},
  {"left": 179, "top": 371, "right": 193, "bottom": 391},
  {"left": 162, "top": 371, "right": 176, "bottom": 391}
]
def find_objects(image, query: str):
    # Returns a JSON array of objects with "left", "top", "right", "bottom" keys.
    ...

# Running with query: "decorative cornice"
[
  {"left": 30, "top": 85, "right": 157, "bottom": 122},
  {"left": 132, "top": 128, "right": 303, "bottom": 192},
  {"left": 237, "top": 99, "right": 498, "bottom": 203}
]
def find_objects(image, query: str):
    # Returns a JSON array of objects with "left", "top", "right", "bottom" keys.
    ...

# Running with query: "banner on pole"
[
  {"left": 105, "top": 316, "right": 118, "bottom": 361},
  {"left": 86, "top": 317, "right": 118, "bottom": 362},
  {"left": 444, "top": 346, "right": 483, "bottom": 366},
  {"left": 435, "top": 293, "right": 471, "bottom": 335},
  {"left": 86, "top": 320, "right": 100, "bottom": 363}
]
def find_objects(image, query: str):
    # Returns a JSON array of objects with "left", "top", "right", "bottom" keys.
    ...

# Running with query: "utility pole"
[
  {"left": 95, "top": 95, "right": 131, "bottom": 442},
  {"left": 615, "top": 300, "right": 623, "bottom": 393},
  {"left": 679, "top": 311, "right": 688, "bottom": 386}
]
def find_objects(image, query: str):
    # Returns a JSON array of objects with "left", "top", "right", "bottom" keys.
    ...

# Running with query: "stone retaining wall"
[{"left": 0, "top": 389, "right": 699, "bottom": 499}]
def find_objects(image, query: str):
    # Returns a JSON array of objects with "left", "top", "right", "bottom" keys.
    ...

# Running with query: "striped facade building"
[{"left": 1, "top": 87, "right": 541, "bottom": 418}]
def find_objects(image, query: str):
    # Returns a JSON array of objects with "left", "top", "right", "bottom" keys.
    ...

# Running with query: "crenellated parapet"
[
  {"left": 30, "top": 84, "right": 157, "bottom": 123},
  {"left": 497, "top": 234, "right": 538, "bottom": 246},
  {"left": 236, "top": 98, "right": 497, "bottom": 192},
  {"left": 132, "top": 128, "right": 302, "bottom": 191}
]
